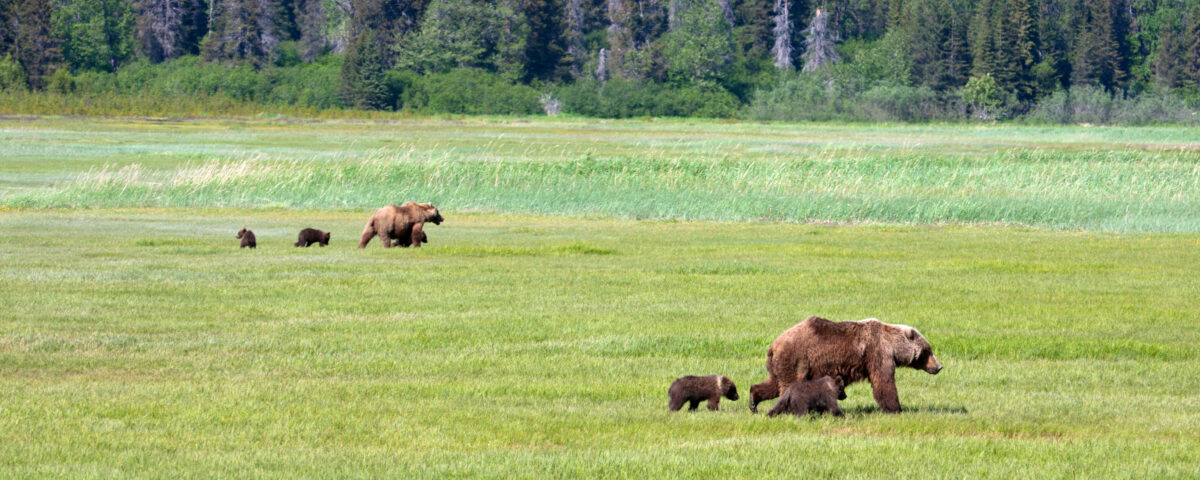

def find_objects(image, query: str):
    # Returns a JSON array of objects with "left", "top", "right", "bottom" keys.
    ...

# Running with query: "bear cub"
[
  {"left": 767, "top": 376, "right": 846, "bottom": 418},
  {"left": 236, "top": 228, "right": 256, "bottom": 248},
  {"left": 295, "top": 228, "right": 331, "bottom": 247},
  {"left": 668, "top": 375, "right": 739, "bottom": 411}
]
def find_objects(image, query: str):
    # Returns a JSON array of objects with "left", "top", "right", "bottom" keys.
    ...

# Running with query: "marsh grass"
[
  {"left": 1, "top": 210, "right": 1199, "bottom": 478},
  {"left": 4, "top": 121, "right": 1200, "bottom": 232}
]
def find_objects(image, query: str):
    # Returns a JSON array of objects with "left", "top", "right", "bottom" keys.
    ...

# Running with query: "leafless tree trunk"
[
  {"left": 566, "top": 0, "right": 584, "bottom": 77},
  {"left": 801, "top": 7, "right": 839, "bottom": 72},
  {"left": 595, "top": 47, "right": 608, "bottom": 81},
  {"left": 606, "top": 0, "right": 634, "bottom": 79},
  {"left": 137, "top": 0, "right": 184, "bottom": 61},
  {"left": 771, "top": 0, "right": 792, "bottom": 70}
]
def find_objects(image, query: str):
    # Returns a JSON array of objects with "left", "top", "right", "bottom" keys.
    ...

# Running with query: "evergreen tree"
[
  {"left": 1151, "top": 18, "right": 1187, "bottom": 88},
  {"left": 998, "top": 0, "right": 1037, "bottom": 100},
  {"left": 0, "top": 0, "right": 13, "bottom": 56},
  {"left": 519, "top": 0, "right": 568, "bottom": 81},
  {"left": 1187, "top": 9, "right": 1200, "bottom": 86},
  {"left": 202, "top": 0, "right": 280, "bottom": 66},
  {"left": 338, "top": 27, "right": 387, "bottom": 108},
  {"left": 394, "top": 0, "right": 529, "bottom": 80},
  {"left": 53, "top": 0, "right": 137, "bottom": 72},
  {"left": 800, "top": 6, "right": 838, "bottom": 72},
  {"left": 1071, "top": 0, "right": 1125, "bottom": 89},
  {"left": 12, "top": 0, "right": 61, "bottom": 89},
  {"left": 348, "top": 0, "right": 425, "bottom": 66},
  {"left": 734, "top": 0, "right": 772, "bottom": 58},
  {"left": 664, "top": 0, "right": 734, "bottom": 82}
]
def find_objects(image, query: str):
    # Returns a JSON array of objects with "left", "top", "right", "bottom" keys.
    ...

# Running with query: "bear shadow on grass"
[{"left": 843, "top": 404, "right": 969, "bottom": 415}]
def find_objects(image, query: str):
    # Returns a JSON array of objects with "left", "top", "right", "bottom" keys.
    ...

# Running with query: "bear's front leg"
[
  {"left": 411, "top": 222, "right": 425, "bottom": 248},
  {"left": 869, "top": 364, "right": 902, "bottom": 413},
  {"left": 707, "top": 396, "right": 720, "bottom": 411}
]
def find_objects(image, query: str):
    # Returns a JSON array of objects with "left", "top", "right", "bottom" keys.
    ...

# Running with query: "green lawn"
[{"left": 1, "top": 117, "right": 1199, "bottom": 478}]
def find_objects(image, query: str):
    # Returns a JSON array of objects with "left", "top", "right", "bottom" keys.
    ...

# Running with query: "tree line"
[{"left": 1, "top": 0, "right": 1198, "bottom": 121}]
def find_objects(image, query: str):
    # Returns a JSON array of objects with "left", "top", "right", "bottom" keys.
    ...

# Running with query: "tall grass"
[{"left": 8, "top": 148, "right": 1200, "bottom": 232}]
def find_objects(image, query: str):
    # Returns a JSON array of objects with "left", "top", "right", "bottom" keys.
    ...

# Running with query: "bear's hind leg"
[{"left": 688, "top": 399, "right": 700, "bottom": 411}]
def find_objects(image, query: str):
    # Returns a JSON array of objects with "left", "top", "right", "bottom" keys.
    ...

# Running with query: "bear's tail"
[{"left": 358, "top": 222, "right": 375, "bottom": 248}]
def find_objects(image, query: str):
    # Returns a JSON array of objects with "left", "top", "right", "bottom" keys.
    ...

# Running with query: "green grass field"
[{"left": 2, "top": 117, "right": 1199, "bottom": 478}]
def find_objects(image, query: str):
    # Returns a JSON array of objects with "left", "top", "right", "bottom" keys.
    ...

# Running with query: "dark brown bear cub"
[
  {"left": 236, "top": 228, "right": 256, "bottom": 248},
  {"left": 668, "top": 375, "right": 738, "bottom": 411},
  {"left": 767, "top": 376, "right": 846, "bottom": 418},
  {"left": 295, "top": 228, "right": 330, "bottom": 247}
]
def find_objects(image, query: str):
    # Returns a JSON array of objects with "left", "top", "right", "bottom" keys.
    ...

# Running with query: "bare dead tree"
[
  {"left": 801, "top": 7, "right": 839, "bottom": 72},
  {"left": 136, "top": 0, "right": 184, "bottom": 61},
  {"left": 771, "top": 0, "right": 792, "bottom": 70},
  {"left": 566, "top": 0, "right": 584, "bottom": 77}
]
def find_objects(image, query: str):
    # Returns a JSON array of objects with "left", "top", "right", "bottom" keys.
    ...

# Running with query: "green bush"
[
  {"left": 47, "top": 69, "right": 75, "bottom": 94},
  {"left": 0, "top": 54, "right": 28, "bottom": 92},
  {"left": 553, "top": 79, "right": 739, "bottom": 118},
  {"left": 745, "top": 73, "right": 844, "bottom": 122},
  {"left": 397, "top": 68, "right": 540, "bottom": 115}
]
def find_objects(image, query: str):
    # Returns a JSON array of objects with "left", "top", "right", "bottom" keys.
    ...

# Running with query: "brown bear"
[
  {"left": 236, "top": 228, "right": 256, "bottom": 249},
  {"left": 748, "top": 317, "right": 942, "bottom": 414},
  {"left": 358, "top": 202, "right": 443, "bottom": 248},
  {"left": 766, "top": 376, "right": 846, "bottom": 418},
  {"left": 668, "top": 375, "right": 739, "bottom": 411},
  {"left": 295, "top": 228, "right": 330, "bottom": 247}
]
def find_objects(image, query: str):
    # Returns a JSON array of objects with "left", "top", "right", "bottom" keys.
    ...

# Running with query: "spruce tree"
[
  {"left": 12, "top": 0, "right": 61, "bottom": 89},
  {"left": 338, "top": 28, "right": 387, "bottom": 109},
  {"left": 1071, "top": 0, "right": 1125, "bottom": 89},
  {"left": 519, "top": 0, "right": 568, "bottom": 82},
  {"left": 1187, "top": 10, "right": 1200, "bottom": 86}
]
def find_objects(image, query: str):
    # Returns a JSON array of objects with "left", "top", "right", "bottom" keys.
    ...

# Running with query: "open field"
[
  {"left": 2, "top": 209, "right": 1199, "bottom": 478},
  {"left": 2, "top": 117, "right": 1199, "bottom": 477},
  {"left": 3, "top": 117, "right": 1200, "bottom": 232}
]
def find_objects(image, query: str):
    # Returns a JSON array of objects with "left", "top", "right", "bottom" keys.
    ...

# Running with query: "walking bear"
[
  {"left": 748, "top": 317, "right": 942, "bottom": 414},
  {"left": 668, "top": 375, "right": 739, "bottom": 411},
  {"left": 766, "top": 376, "right": 846, "bottom": 418},
  {"left": 359, "top": 202, "right": 443, "bottom": 248},
  {"left": 295, "top": 228, "right": 330, "bottom": 247}
]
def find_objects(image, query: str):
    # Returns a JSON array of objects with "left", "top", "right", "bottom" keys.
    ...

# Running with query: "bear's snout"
[{"left": 925, "top": 354, "right": 943, "bottom": 374}]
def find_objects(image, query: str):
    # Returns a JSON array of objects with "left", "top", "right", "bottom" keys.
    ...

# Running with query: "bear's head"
[
  {"left": 323, "top": 231, "right": 331, "bottom": 244},
  {"left": 421, "top": 203, "right": 444, "bottom": 225},
  {"left": 826, "top": 376, "right": 847, "bottom": 400},
  {"left": 237, "top": 228, "right": 248, "bottom": 238},
  {"left": 719, "top": 376, "right": 739, "bottom": 401},
  {"left": 748, "top": 379, "right": 777, "bottom": 413},
  {"left": 894, "top": 325, "right": 942, "bottom": 375}
]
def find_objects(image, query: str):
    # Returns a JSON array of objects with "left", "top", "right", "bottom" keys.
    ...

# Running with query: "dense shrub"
[
  {"left": 0, "top": 55, "right": 28, "bottom": 91},
  {"left": 392, "top": 68, "right": 540, "bottom": 115},
  {"left": 554, "top": 79, "right": 740, "bottom": 118},
  {"left": 1025, "top": 86, "right": 1199, "bottom": 125}
]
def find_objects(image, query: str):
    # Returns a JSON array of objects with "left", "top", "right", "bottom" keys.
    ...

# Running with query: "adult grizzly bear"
[
  {"left": 295, "top": 228, "right": 330, "bottom": 247},
  {"left": 767, "top": 376, "right": 846, "bottom": 418},
  {"left": 358, "top": 202, "right": 443, "bottom": 248},
  {"left": 748, "top": 317, "right": 942, "bottom": 414},
  {"left": 668, "top": 374, "right": 739, "bottom": 411}
]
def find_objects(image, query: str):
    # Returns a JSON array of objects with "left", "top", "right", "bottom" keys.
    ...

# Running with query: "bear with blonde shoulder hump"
[
  {"left": 748, "top": 317, "right": 942, "bottom": 414},
  {"left": 358, "top": 202, "right": 444, "bottom": 248}
]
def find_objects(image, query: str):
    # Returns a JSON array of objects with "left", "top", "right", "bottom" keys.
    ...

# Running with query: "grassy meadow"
[{"left": 1, "top": 117, "right": 1199, "bottom": 478}]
